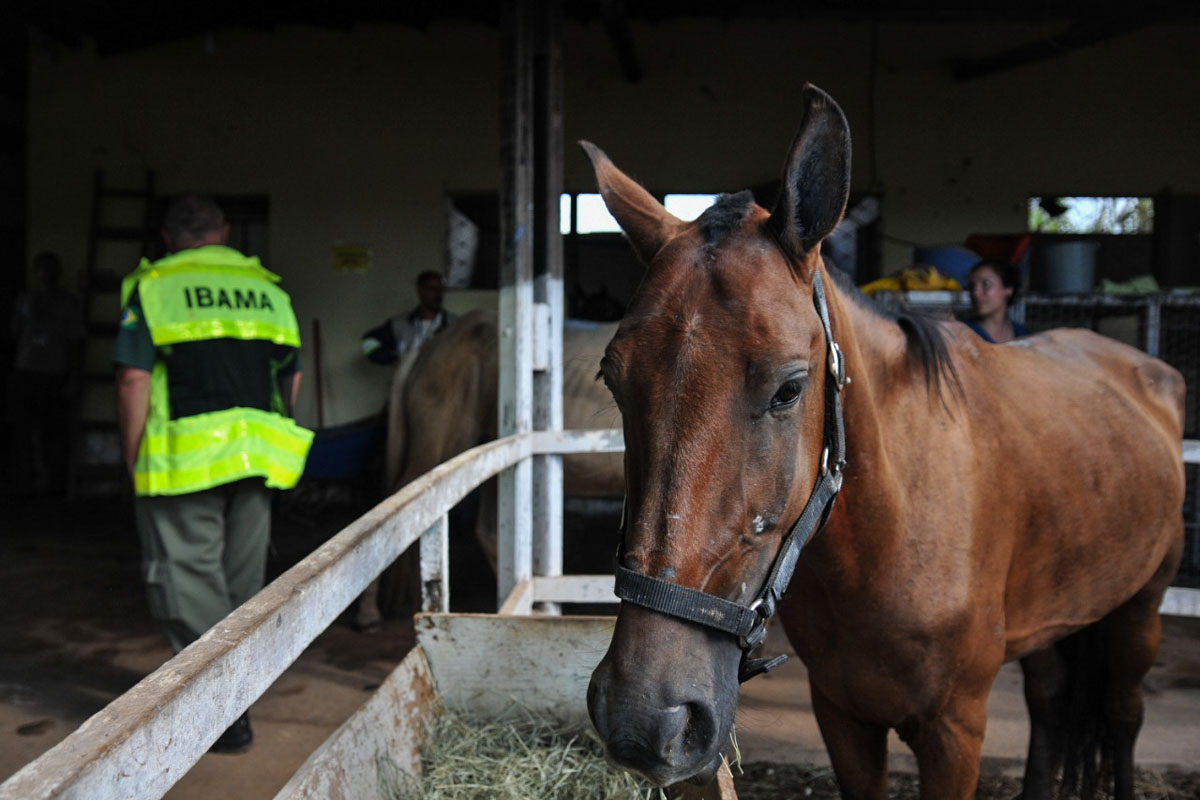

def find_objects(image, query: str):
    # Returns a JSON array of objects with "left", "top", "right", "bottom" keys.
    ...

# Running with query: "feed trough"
[{"left": 276, "top": 613, "right": 736, "bottom": 800}]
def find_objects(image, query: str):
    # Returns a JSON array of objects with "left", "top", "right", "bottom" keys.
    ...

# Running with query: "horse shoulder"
[
  {"left": 390, "top": 310, "right": 500, "bottom": 487},
  {"left": 562, "top": 321, "right": 619, "bottom": 429},
  {"left": 562, "top": 320, "right": 624, "bottom": 497}
]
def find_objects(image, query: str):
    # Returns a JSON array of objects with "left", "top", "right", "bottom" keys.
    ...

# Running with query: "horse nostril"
[
  {"left": 650, "top": 704, "right": 688, "bottom": 761},
  {"left": 647, "top": 701, "right": 718, "bottom": 766},
  {"left": 680, "top": 701, "right": 718, "bottom": 760}
]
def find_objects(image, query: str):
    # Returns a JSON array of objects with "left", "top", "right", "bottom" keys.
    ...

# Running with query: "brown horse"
[
  {"left": 386, "top": 311, "right": 622, "bottom": 497},
  {"left": 385, "top": 309, "right": 624, "bottom": 564},
  {"left": 584, "top": 85, "right": 1184, "bottom": 800},
  {"left": 356, "top": 310, "right": 624, "bottom": 626}
]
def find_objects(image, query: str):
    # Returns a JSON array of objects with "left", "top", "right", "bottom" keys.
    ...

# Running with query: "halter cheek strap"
[{"left": 613, "top": 268, "right": 847, "bottom": 683}]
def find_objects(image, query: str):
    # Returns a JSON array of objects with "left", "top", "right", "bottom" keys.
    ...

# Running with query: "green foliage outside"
[{"left": 1029, "top": 196, "right": 1154, "bottom": 234}]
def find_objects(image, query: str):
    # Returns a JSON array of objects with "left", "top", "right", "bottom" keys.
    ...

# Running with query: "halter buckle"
[
  {"left": 828, "top": 341, "right": 846, "bottom": 391},
  {"left": 740, "top": 615, "right": 768, "bottom": 651}
]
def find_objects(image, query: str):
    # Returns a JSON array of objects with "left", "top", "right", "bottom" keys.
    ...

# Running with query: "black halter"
[{"left": 613, "top": 268, "right": 847, "bottom": 683}]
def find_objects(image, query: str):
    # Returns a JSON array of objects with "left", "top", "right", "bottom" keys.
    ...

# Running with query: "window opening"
[
  {"left": 559, "top": 193, "right": 573, "bottom": 235},
  {"left": 1029, "top": 196, "right": 1154, "bottom": 235},
  {"left": 574, "top": 193, "right": 622, "bottom": 234},
  {"left": 664, "top": 193, "right": 718, "bottom": 221}
]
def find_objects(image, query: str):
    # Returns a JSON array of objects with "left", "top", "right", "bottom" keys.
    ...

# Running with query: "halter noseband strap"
[{"left": 613, "top": 268, "right": 847, "bottom": 683}]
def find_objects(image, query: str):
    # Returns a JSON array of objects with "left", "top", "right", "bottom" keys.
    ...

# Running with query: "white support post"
[
  {"left": 497, "top": 0, "right": 535, "bottom": 608},
  {"left": 532, "top": 0, "right": 565, "bottom": 615},
  {"left": 419, "top": 516, "right": 449, "bottom": 613},
  {"left": 533, "top": 298, "right": 564, "bottom": 615}
]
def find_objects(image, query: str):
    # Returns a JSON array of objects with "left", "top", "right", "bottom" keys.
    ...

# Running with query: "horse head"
[{"left": 585, "top": 84, "right": 852, "bottom": 786}]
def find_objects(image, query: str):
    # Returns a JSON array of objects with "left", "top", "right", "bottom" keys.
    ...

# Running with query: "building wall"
[{"left": 28, "top": 18, "right": 1200, "bottom": 426}]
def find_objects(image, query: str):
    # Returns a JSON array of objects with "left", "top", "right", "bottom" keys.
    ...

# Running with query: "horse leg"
[
  {"left": 897, "top": 691, "right": 989, "bottom": 800},
  {"left": 1104, "top": 606, "right": 1155, "bottom": 800},
  {"left": 1102, "top": 537, "right": 1183, "bottom": 800},
  {"left": 375, "top": 548, "right": 422, "bottom": 618},
  {"left": 810, "top": 683, "right": 889, "bottom": 800},
  {"left": 352, "top": 577, "right": 383, "bottom": 632},
  {"left": 474, "top": 477, "right": 499, "bottom": 573},
  {"left": 1019, "top": 646, "right": 1068, "bottom": 800}
]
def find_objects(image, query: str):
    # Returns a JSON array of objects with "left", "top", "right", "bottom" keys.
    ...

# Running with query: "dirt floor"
[
  {"left": 732, "top": 763, "right": 1200, "bottom": 800},
  {"left": 0, "top": 490, "right": 423, "bottom": 798},
  {"left": 730, "top": 614, "right": 1200, "bottom": 799},
  {"left": 2, "top": 492, "right": 1199, "bottom": 799}
]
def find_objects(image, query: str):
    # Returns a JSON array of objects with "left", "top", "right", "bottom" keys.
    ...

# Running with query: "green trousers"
[{"left": 134, "top": 479, "right": 271, "bottom": 653}]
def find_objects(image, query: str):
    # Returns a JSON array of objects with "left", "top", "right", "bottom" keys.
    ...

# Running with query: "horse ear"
[
  {"left": 580, "top": 140, "right": 682, "bottom": 266},
  {"left": 766, "top": 84, "right": 852, "bottom": 264}
]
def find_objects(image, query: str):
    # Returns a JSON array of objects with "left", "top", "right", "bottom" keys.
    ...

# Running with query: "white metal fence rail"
[
  {"left": 0, "top": 428, "right": 620, "bottom": 800},
  {"left": 2, "top": 433, "right": 1196, "bottom": 799}
]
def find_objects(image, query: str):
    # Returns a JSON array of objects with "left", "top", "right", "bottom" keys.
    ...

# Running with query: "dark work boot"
[{"left": 209, "top": 712, "right": 253, "bottom": 754}]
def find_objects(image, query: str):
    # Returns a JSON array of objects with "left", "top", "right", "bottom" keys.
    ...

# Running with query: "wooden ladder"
[{"left": 67, "top": 169, "right": 157, "bottom": 499}]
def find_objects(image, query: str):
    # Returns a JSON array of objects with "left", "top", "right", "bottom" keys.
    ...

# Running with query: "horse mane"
[
  {"left": 825, "top": 264, "right": 962, "bottom": 404},
  {"left": 696, "top": 190, "right": 756, "bottom": 250}
]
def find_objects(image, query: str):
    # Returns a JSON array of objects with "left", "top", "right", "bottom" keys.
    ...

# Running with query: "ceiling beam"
[
  {"left": 601, "top": 0, "right": 642, "bottom": 83},
  {"left": 952, "top": 16, "right": 1151, "bottom": 81}
]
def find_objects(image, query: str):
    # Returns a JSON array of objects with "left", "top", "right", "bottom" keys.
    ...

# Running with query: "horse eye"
[{"left": 770, "top": 379, "right": 802, "bottom": 409}]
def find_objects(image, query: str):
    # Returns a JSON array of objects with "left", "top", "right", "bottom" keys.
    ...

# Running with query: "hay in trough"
[{"left": 378, "top": 705, "right": 667, "bottom": 800}]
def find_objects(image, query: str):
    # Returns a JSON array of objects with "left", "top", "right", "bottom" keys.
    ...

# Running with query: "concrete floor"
[
  {"left": 2, "top": 495, "right": 1199, "bottom": 798},
  {"left": 0, "top": 493, "right": 419, "bottom": 798}
]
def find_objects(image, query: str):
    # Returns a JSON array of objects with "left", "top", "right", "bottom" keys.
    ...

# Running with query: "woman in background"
[{"left": 964, "top": 259, "right": 1029, "bottom": 343}]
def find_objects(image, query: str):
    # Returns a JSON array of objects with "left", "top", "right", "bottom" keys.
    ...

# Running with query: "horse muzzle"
[{"left": 587, "top": 608, "right": 740, "bottom": 786}]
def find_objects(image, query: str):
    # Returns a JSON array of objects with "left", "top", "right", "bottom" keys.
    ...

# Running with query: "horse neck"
[
  {"left": 821, "top": 266, "right": 910, "bottom": 436},
  {"left": 817, "top": 266, "right": 915, "bottom": 560}
]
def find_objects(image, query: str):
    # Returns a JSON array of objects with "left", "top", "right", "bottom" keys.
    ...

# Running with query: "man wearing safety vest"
[{"left": 113, "top": 193, "right": 312, "bottom": 754}]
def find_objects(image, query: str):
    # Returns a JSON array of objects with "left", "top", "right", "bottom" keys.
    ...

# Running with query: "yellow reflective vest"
[{"left": 121, "top": 246, "right": 313, "bottom": 496}]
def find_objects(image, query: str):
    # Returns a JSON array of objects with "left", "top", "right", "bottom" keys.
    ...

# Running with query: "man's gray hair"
[{"left": 163, "top": 193, "right": 225, "bottom": 243}]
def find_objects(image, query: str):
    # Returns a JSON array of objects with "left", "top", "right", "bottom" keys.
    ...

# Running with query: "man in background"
[
  {"left": 361, "top": 270, "right": 456, "bottom": 365},
  {"left": 114, "top": 193, "right": 312, "bottom": 753}
]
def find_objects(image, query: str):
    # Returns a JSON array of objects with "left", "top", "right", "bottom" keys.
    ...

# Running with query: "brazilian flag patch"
[{"left": 120, "top": 307, "right": 140, "bottom": 330}]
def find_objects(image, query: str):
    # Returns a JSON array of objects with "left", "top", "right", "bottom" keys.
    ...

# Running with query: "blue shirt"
[{"left": 964, "top": 319, "right": 1029, "bottom": 343}]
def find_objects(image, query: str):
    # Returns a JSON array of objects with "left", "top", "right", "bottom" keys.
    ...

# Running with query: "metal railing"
[{"left": 0, "top": 428, "right": 621, "bottom": 800}]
